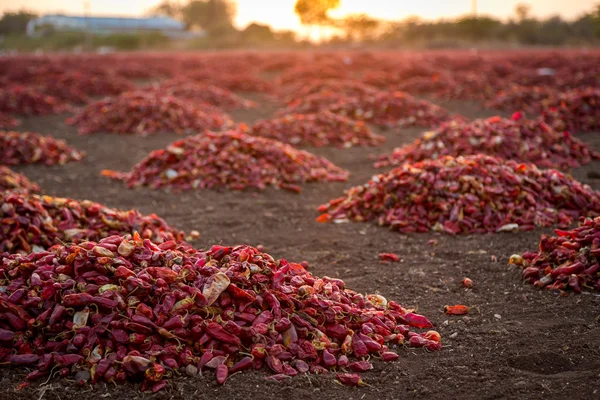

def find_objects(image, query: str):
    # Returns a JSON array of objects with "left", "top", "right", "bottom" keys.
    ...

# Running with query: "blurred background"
[{"left": 0, "top": 0, "right": 599, "bottom": 52}]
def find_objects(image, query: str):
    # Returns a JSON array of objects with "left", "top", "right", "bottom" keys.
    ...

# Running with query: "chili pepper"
[
  {"left": 10, "top": 354, "right": 40, "bottom": 366},
  {"left": 104, "top": 131, "right": 349, "bottom": 193},
  {"left": 145, "top": 363, "right": 166, "bottom": 382},
  {"left": 424, "top": 331, "right": 442, "bottom": 343},
  {"left": 337, "top": 373, "right": 366, "bottom": 386},
  {"left": 378, "top": 253, "right": 400, "bottom": 263},
  {"left": 444, "top": 305, "right": 470, "bottom": 315},
  {"left": 56, "top": 354, "right": 84, "bottom": 367},
  {"left": 381, "top": 352, "right": 399, "bottom": 361},
  {"left": 0, "top": 328, "right": 15, "bottom": 343},
  {"left": 550, "top": 262, "right": 585, "bottom": 277},
  {"left": 229, "top": 356, "right": 253, "bottom": 374},
  {"left": 318, "top": 155, "right": 600, "bottom": 234},
  {"left": 215, "top": 364, "right": 229, "bottom": 385},
  {"left": 205, "top": 322, "right": 241, "bottom": 346},
  {"left": 265, "top": 356, "right": 284, "bottom": 374},
  {"left": 264, "top": 374, "right": 291, "bottom": 381},
  {"left": 322, "top": 348, "right": 337, "bottom": 368},
  {"left": 402, "top": 312, "right": 434, "bottom": 329},
  {"left": 347, "top": 361, "right": 373, "bottom": 372}
]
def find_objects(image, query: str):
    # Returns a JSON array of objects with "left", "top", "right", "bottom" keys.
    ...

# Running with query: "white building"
[{"left": 27, "top": 15, "right": 186, "bottom": 36}]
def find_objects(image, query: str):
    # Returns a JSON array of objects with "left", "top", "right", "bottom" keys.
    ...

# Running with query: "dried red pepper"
[
  {"left": 0, "top": 237, "right": 439, "bottom": 390},
  {"left": 318, "top": 155, "right": 600, "bottom": 234},
  {"left": 249, "top": 111, "right": 385, "bottom": 149},
  {"left": 375, "top": 113, "right": 599, "bottom": 171},
  {"left": 67, "top": 91, "right": 233, "bottom": 136},
  {"left": 0, "top": 131, "right": 85, "bottom": 166},
  {"left": 102, "top": 130, "right": 349, "bottom": 193},
  {"left": 444, "top": 305, "right": 469, "bottom": 315},
  {"left": 462, "top": 278, "right": 473, "bottom": 288},
  {"left": 378, "top": 253, "right": 400, "bottom": 263},
  {"left": 0, "top": 167, "right": 40, "bottom": 194},
  {"left": 0, "top": 192, "right": 186, "bottom": 254},
  {"left": 512, "top": 216, "right": 600, "bottom": 293}
]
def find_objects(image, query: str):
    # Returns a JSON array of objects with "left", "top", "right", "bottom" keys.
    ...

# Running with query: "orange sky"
[{"left": 0, "top": 0, "right": 595, "bottom": 32}]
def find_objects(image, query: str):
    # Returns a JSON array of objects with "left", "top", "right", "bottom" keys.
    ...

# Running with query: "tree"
[
  {"left": 0, "top": 10, "right": 37, "bottom": 35},
  {"left": 149, "top": 0, "right": 236, "bottom": 36},
  {"left": 181, "top": 0, "right": 236, "bottom": 35},
  {"left": 515, "top": 3, "right": 531, "bottom": 22},
  {"left": 341, "top": 14, "right": 380, "bottom": 41},
  {"left": 294, "top": 0, "right": 340, "bottom": 27},
  {"left": 149, "top": 1, "right": 181, "bottom": 18},
  {"left": 243, "top": 23, "right": 275, "bottom": 42}
]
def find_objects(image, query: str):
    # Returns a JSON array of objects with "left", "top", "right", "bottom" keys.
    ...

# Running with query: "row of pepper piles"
[
  {"left": 0, "top": 53, "right": 455, "bottom": 391},
  {"left": 264, "top": 57, "right": 600, "bottom": 297},
  {"left": 5, "top": 51, "right": 597, "bottom": 131},
  {"left": 1, "top": 51, "right": 598, "bottom": 391}
]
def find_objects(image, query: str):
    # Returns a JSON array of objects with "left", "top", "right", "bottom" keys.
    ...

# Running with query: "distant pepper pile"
[
  {"left": 0, "top": 113, "right": 19, "bottom": 129},
  {"left": 0, "top": 167, "right": 40, "bottom": 194},
  {"left": 152, "top": 80, "right": 256, "bottom": 109},
  {"left": 102, "top": 131, "right": 349, "bottom": 193},
  {"left": 0, "top": 131, "right": 85, "bottom": 166},
  {"left": 317, "top": 155, "right": 600, "bottom": 234},
  {"left": 328, "top": 91, "right": 464, "bottom": 128},
  {"left": 0, "top": 191, "right": 186, "bottom": 254},
  {"left": 0, "top": 86, "right": 67, "bottom": 116},
  {"left": 67, "top": 92, "right": 233, "bottom": 135},
  {"left": 511, "top": 216, "right": 600, "bottom": 293},
  {"left": 375, "top": 114, "right": 599, "bottom": 170},
  {"left": 282, "top": 80, "right": 379, "bottom": 103},
  {"left": 249, "top": 111, "right": 385, "bottom": 148},
  {"left": 540, "top": 88, "right": 600, "bottom": 133}
]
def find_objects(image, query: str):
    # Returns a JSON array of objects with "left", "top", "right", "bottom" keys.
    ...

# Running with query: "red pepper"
[
  {"left": 444, "top": 305, "right": 469, "bottom": 315},
  {"left": 337, "top": 373, "right": 366, "bottom": 386}
]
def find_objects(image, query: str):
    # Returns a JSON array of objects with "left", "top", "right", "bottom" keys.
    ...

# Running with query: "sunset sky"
[{"left": 0, "top": 0, "right": 595, "bottom": 32}]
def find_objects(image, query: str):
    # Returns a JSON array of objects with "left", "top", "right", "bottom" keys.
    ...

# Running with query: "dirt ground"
[{"left": 3, "top": 92, "right": 600, "bottom": 400}]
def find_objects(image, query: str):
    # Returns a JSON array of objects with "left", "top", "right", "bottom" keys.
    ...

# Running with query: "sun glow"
[{"left": 0, "top": 0, "right": 594, "bottom": 35}]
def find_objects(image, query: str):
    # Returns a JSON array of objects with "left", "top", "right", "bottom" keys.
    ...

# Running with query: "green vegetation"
[{"left": 1, "top": 2, "right": 600, "bottom": 52}]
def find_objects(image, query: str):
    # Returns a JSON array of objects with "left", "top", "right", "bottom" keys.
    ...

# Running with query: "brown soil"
[{"left": 3, "top": 93, "right": 600, "bottom": 400}]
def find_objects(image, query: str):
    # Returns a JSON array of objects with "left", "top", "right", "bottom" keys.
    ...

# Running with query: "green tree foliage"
[
  {"left": 294, "top": 0, "right": 340, "bottom": 26},
  {"left": 150, "top": 0, "right": 236, "bottom": 36},
  {"left": 243, "top": 23, "right": 275, "bottom": 42},
  {"left": 0, "top": 10, "right": 37, "bottom": 35}
]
